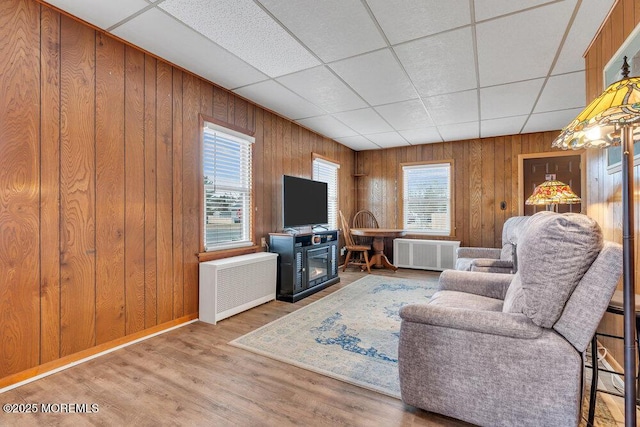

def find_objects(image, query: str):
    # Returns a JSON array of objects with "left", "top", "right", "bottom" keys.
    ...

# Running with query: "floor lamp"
[{"left": 552, "top": 57, "right": 640, "bottom": 426}]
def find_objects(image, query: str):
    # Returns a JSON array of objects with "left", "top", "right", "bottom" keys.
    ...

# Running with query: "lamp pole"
[{"left": 621, "top": 123, "right": 637, "bottom": 426}]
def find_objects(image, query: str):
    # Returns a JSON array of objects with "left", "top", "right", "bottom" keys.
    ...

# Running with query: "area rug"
[{"left": 230, "top": 275, "right": 439, "bottom": 398}]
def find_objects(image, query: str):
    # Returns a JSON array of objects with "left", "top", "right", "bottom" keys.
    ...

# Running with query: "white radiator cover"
[
  {"left": 199, "top": 252, "right": 278, "bottom": 324},
  {"left": 393, "top": 239, "right": 460, "bottom": 271}
]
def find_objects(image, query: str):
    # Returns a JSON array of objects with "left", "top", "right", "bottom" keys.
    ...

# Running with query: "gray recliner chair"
[
  {"left": 455, "top": 215, "right": 530, "bottom": 273},
  {"left": 398, "top": 211, "right": 622, "bottom": 427}
]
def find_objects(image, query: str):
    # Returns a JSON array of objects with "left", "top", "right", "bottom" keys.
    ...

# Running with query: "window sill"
[{"left": 198, "top": 245, "right": 263, "bottom": 262}]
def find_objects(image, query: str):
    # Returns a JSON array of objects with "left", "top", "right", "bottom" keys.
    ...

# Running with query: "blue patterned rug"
[{"left": 230, "top": 275, "right": 439, "bottom": 398}]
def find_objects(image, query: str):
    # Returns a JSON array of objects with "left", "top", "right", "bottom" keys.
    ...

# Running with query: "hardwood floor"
[{"left": 1, "top": 268, "right": 470, "bottom": 427}]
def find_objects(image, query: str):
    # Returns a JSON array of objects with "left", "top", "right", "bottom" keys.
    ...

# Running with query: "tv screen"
[{"left": 283, "top": 175, "right": 328, "bottom": 228}]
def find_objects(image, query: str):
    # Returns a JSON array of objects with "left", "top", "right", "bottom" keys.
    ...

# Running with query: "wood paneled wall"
[
  {"left": 584, "top": 0, "right": 640, "bottom": 365},
  {"left": 0, "top": 0, "right": 354, "bottom": 385},
  {"left": 355, "top": 131, "right": 565, "bottom": 251}
]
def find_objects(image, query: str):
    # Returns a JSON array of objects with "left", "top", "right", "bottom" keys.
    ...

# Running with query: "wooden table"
[{"left": 350, "top": 228, "right": 406, "bottom": 271}]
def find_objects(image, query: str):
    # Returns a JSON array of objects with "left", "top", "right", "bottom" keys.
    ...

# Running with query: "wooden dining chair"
[
  {"left": 352, "top": 210, "right": 379, "bottom": 246},
  {"left": 339, "top": 210, "right": 371, "bottom": 273}
]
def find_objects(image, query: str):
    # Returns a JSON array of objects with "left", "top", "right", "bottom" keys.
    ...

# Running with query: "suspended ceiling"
[{"left": 43, "top": 0, "right": 615, "bottom": 151}]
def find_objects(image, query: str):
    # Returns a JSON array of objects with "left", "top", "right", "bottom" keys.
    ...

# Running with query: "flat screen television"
[{"left": 282, "top": 175, "right": 328, "bottom": 228}]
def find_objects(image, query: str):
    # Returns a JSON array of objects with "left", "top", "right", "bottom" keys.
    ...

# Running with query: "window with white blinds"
[
  {"left": 203, "top": 122, "right": 254, "bottom": 251},
  {"left": 402, "top": 162, "right": 452, "bottom": 235},
  {"left": 312, "top": 157, "right": 339, "bottom": 230}
]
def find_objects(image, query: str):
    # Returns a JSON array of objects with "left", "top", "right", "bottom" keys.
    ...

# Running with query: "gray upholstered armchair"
[
  {"left": 398, "top": 212, "right": 622, "bottom": 427},
  {"left": 455, "top": 215, "right": 530, "bottom": 273}
]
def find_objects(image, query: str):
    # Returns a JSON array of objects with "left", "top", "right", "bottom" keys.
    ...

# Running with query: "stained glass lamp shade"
[{"left": 525, "top": 180, "right": 581, "bottom": 208}]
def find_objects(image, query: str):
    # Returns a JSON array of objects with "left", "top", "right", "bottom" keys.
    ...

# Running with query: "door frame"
[{"left": 517, "top": 150, "right": 586, "bottom": 216}]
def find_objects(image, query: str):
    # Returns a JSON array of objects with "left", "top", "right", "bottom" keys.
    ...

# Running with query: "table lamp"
[
  {"left": 552, "top": 56, "right": 640, "bottom": 426},
  {"left": 525, "top": 179, "right": 582, "bottom": 212}
]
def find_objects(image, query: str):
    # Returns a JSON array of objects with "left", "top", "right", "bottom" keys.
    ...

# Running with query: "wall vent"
[
  {"left": 393, "top": 239, "right": 460, "bottom": 271},
  {"left": 199, "top": 252, "right": 278, "bottom": 324}
]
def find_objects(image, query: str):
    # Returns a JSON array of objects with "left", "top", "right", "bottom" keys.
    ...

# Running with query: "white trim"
[{"left": 0, "top": 319, "right": 198, "bottom": 394}]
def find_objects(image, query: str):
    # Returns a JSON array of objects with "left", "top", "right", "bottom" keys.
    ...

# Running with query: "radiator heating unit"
[
  {"left": 199, "top": 252, "right": 278, "bottom": 324},
  {"left": 393, "top": 239, "right": 460, "bottom": 271}
]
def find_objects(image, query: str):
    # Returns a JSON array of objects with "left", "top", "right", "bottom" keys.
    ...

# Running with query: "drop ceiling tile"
[
  {"left": 474, "top": 0, "right": 555, "bottom": 22},
  {"left": 46, "top": 0, "right": 149, "bottom": 29},
  {"left": 375, "top": 100, "right": 434, "bottom": 131},
  {"left": 296, "top": 116, "right": 358, "bottom": 139},
  {"left": 438, "top": 122, "right": 479, "bottom": 141},
  {"left": 367, "top": 0, "right": 471, "bottom": 45},
  {"left": 395, "top": 27, "right": 477, "bottom": 97},
  {"left": 330, "top": 49, "right": 418, "bottom": 106},
  {"left": 424, "top": 90, "right": 478, "bottom": 126},
  {"left": 334, "top": 135, "right": 379, "bottom": 151},
  {"left": 399, "top": 128, "right": 443, "bottom": 145},
  {"left": 160, "top": 0, "right": 319, "bottom": 77},
  {"left": 476, "top": 1, "right": 576, "bottom": 86},
  {"left": 364, "top": 132, "right": 410, "bottom": 148},
  {"left": 277, "top": 66, "right": 366, "bottom": 114},
  {"left": 553, "top": 0, "right": 615, "bottom": 74},
  {"left": 258, "top": 0, "right": 386, "bottom": 63},
  {"left": 535, "top": 72, "right": 585, "bottom": 113},
  {"left": 112, "top": 8, "right": 267, "bottom": 89},
  {"left": 480, "top": 79, "right": 544, "bottom": 120},
  {"left": 480, "top": 116, "right": 528, "bottom": 138},
  {"left": 522, "top": 108, "right": 583, "bottom": 133},
  {"left": 332, "top": 108, "right": 393, "bottom": 135},
  {"left": 234, "top": 80, "right": 325, "bottom": 120}
]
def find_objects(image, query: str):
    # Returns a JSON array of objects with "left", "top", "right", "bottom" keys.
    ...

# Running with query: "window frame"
[
  {"left": 399, "top": 160, "right": 455, "bottom": 237},
  {"left": 200, "top": 116, "right": 255, "bottom": 254},
  {"left": 312, "top": 153, "right": 340, "bottom": 231}
]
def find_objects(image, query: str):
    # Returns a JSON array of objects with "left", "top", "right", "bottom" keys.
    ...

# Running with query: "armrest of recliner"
[
  {"left": 400, "top": 304, "right": 543, "bottom": 340},
  {"left": 456, "top": 247, "right": 501, "bottom": 259},
  {"left": 438, "top": 269, "right": 513, "bottom": 300}
]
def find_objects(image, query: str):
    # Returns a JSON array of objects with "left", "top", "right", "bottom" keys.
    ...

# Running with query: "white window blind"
[
  {"left": 203, "top": 123, "right": 254, "bottom": 251},
  {"left": 402, "top": 162, "right": 452, "bottom": 235},
  {"left": 312, "top": 157, "right": 339, "bottom": 230}
]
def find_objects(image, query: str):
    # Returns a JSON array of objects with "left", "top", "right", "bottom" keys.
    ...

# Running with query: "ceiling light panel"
[
  {"left": 522, "top": 107, "right": 583, "bottom": 133},
  {"left": 46, "top": 0, "right": 149, "bottom": 29},
  {"left": 474, "top": 0, "right": 555, "bottom": 22},
  {"left": 367, "top": 0, "right": 471, "bottom": 45},
  {"left": 276, "top": 66, "right": 367, "bottom": 114},
  {"left": 552, "top": 0, "right": 615, "bottom": 75},
  {"left": 480, "top": 115, "right": 528, "bottom": 138},
  {"left": 399, "top": 127, "right": 443, "bottom": 145},
  {"left": 330, "top": 49, "right": 418, "bottom": 106},
  {"left": 334, "top": 135, "right": 379, "bottom": 151},
  {"left": 333, "top": 108, "right": 394, "bottom": 134},
  {"left": 112, "top": 8, "right": 267, "bottom": 89},
  {"left": 480, "top": 78, "right": 544, "bottom": 120},
  {"left": 395, "top": 27, "right": 477, "bottom": 97},
  {"left": 234, "top": 80, "right": 325, "bottom": 120},
  {"left": 159, "top": 0, "right": 319, "bottom": 77},
  {"left": 425, "top": 90, "right": 478, "bottom": 126},
  {"left": 534, "top": 71, "right": 586, "bottom": 113},
  {"left": 375, "top": 99, "right": 434, "bottom": 130},
  {"left": 476, "top": 0, "right": 577, "bottom": 87},
  {"left": 364, "top": 132, "right": 410, "bottom": 148},
  {"left": 258, "top": 0, "right": 386, "bottom": 63},
  {"left": 296, "top": 116, "right": 358, "bottom": 139}
]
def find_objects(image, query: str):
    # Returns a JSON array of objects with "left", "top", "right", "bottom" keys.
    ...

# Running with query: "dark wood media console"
[{"left": 269, "top": 230, "right": 340, "bottom": 302}]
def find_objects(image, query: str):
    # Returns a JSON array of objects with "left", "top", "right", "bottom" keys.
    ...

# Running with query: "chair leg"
[
  {"left": 343, "top": 251, "right": 352, "bottom": 272},
  {"left": 587, "top": 335, "right": 598, "bottom": 427},
  {"left": 363, "top": 250, "right": 371, "bottom": 273}
]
